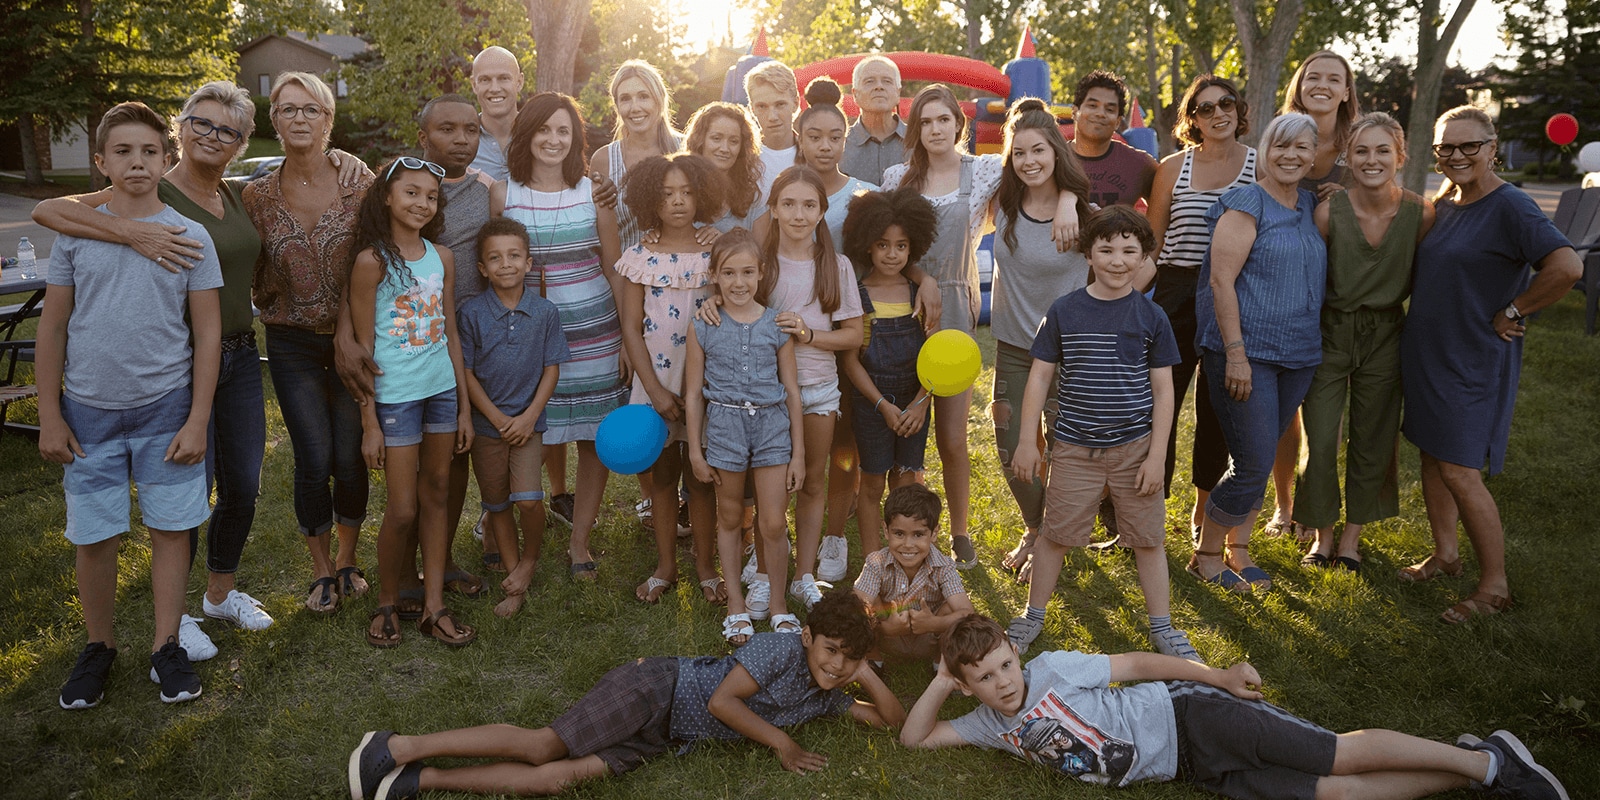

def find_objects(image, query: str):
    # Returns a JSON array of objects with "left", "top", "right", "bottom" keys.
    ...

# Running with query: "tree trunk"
[
  {"left": 80, "top": 0, "right": 105, "bottom": 190},
  {"left": 17, "top": 115, "right": 46, "bottom": 186},
  {"left": 965, "top": 0, "right": 980, "bottom": 59},
  {"left": 1230, "top": 0, "right": 1305, "bottom": 148},
  {"left": 1403, "top": 0, "right": 1478, "bottom": 193},
  {"left": 1146, "top": 23, "right": 1167, "bottom": 156},
  {"left": 526, "top": 0, "right": 591, "bottom": 95}
]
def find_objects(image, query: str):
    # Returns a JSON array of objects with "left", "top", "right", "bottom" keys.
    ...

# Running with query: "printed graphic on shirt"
[
  {"left": 1003, "top": 690, "right": 1135, "bottom": 785},
  {"left": 388, "top": 272, "right": 447, "bottom": 352}
]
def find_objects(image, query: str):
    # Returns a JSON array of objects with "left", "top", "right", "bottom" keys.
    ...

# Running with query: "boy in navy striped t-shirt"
[{"left": 1006, "top": 207, "right": 1195, "bottom": 662}]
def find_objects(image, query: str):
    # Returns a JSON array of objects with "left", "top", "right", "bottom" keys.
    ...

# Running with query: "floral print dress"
[{"left": 614, "top": 244, "right": 713, "bottom": 442}]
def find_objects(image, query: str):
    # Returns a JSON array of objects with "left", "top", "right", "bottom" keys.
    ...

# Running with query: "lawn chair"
[{"left": 0, "top": 339, "right": 38, "bottom": 440}]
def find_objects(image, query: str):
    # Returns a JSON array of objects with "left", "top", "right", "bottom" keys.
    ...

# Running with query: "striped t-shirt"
[
  {"left": 1154, "top": 146, "right": 1256, "bottom": 269},
  {"left": 1029, "top": 288, "right": 1181, "bottom": 448}
]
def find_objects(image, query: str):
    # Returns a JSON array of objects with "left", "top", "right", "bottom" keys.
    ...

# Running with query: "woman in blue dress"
[{"left": 1398, "top": 105, "right": 1581, "bottom": 623}]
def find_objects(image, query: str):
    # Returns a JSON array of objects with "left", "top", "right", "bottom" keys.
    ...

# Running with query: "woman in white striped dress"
[
  {"left": 503, "top": 92, "right": 628, "bottom": 577},
  {"left": 1147, "top": 75, "right": 1256, "bottom": 542}
]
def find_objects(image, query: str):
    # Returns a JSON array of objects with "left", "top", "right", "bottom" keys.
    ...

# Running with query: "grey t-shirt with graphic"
[{"left": 948, "top": 650, "right": 1177, "bottom": 787}]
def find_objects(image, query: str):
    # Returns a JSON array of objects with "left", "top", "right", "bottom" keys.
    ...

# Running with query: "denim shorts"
[
  {"left": 799, "top": 380, "right": 841, "bottom": 416},
  {"left": 851, "top": 384, "right": 929, "bottom": 475},
  {"left": 374, "top": 389, "right": 458, "bottom": 447},
  {"left": 704, "top": 402, "right": 792, "bottom": 472},
  {"left": 61, "top": 386, "right": 211, "bottom": 545}
]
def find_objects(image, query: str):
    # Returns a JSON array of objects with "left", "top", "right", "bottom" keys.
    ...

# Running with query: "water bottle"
[{"left": 17, "top": 237, "right": 37, "bottom": 280}]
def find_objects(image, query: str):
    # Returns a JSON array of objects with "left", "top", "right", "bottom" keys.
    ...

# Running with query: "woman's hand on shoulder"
[{"left": 328, "top": 149, "right": 373, "bottom": 187}]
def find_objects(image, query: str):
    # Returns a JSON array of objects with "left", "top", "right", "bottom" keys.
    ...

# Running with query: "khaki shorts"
[
  {"left": 1041, "top": 434, "right": 1165, "bottom": 548},
  {"left": 471, "top": 432, "right": 544, "bottom": 512}
]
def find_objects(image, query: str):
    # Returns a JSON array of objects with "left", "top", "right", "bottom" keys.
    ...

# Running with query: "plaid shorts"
[{"left": 549, "top": 657, "right": 679, "bottom": 775}]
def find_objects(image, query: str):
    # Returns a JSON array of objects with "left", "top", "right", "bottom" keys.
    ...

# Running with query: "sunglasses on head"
[
  {"left": 384, "top": 156, "right": 446, "bottom": 181},
  {"left": 1193, "top": 96, "right": 1237, "bottom": 119}
]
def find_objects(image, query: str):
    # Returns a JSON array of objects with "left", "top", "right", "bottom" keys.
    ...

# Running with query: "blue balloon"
[{"left": 595, "top": 404, "right": 669, "bottom": 475}]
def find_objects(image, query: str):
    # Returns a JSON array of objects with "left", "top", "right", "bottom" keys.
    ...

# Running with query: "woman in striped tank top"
[
  {"left": 1147, "top": 75, "right": 1255, "bottom": 543},
  {"left": 503, "top": 92, "right": 629, "bottom": 578}
]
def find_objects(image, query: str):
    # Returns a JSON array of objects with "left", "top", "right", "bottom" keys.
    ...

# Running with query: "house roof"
[{"left": 239, "top": 31, "right": 369, "bottom": 62}]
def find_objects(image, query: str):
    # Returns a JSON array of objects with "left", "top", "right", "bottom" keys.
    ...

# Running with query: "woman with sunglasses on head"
[
  {"left": 1146, "top": 75, "right": 1254, "bottom": 549},
  {"left": 1397, "top": 106, "right": 1580, "bottom": 624},
  {"left": 31, "top": 79, "right": 369, "bottom": 650}
]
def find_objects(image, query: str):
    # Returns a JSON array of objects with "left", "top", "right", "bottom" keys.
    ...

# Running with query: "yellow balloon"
[{"left": 917, "top": 330, "right": 982, "bottom": 397}]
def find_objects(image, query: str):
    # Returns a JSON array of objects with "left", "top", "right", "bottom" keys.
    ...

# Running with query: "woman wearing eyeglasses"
[
  {"left": 30, "top": 78, "right": 368, "bottom": 650},
  {"left": 1397, "top": 105, "right": 1581, "bottom": 623},
  {"left": 1146, "top": 75, "right": 1254, "bottom": 545},
  {"left": 242, "top": 71, "right": 378, "bottom": 616}
]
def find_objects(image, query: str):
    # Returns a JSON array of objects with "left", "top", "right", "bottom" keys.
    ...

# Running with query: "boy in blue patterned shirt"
[
  {"left": 347, "top": 589, "right": 905, "bottom": 798},
  {"left": 1006, "top": 206, "right": 1195, "bottom": 662}
]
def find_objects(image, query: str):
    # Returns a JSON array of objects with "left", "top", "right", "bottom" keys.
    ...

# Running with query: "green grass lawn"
[{"left": 0, "top": 296, "right": 1597, "bottom": 799}]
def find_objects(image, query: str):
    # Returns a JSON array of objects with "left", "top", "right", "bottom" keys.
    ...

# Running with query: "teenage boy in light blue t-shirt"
[{"left": 40, "top": 102, "right": 225, "bottom": 710}]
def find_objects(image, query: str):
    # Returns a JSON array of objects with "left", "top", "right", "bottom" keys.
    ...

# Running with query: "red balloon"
[{"left": 1547, "top": 113, "right": 1579, "bottom": 146}]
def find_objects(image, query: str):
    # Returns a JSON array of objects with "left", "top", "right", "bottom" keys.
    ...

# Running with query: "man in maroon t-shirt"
[{"left": 1068, "top": 70, "right": 1158, "bottom": 209}]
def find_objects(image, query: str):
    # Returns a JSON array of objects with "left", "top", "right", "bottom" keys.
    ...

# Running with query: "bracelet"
[
  {"left": 1224, "top": 340, "right": 1245, "bottom": 351},
  {"left": 806, "top": 328, "right": 816, "bottom": 344},
  {"left": 875, "top": 396, "right": 887, "bottom": 411}
]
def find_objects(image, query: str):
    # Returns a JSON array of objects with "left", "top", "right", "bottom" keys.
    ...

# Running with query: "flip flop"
[
  {"left": 441, "top": 569, "right": 486, "bottom": 599},
  {"left": 1398, "top": 553, "right": 1462, "bottom": 582},
  {"left": 337, "top": 566, "right": 369, "bottom": 599},
  {"left": 1333, "top": 556, "right": 1362, "bottom": 574},
  {"left": 636, "top": 575, "right": 672, "bottom": 604},
  {"left": 570, "top": 561, "right": 598, "bottom": 581},
  {"left": 481, "top": 551, "right": 506, "bottom": 574},
  {"left": 306, "top": 577, "right": 340, "bottom": 614},
  {"left": 418, "top": 607, "right": 476, "bottom": 647},
  {"left": 1300, "top": 552, "right": 1331, "bottom": 568},
  {"left": 367, "top": 605, "right": 401, "bottom": 648},
  {"left": 699, "top": 577, "right": 727, "bottom": 606},
  {"left": 396, "top": 588, "right": 425, "bottom": 620}
]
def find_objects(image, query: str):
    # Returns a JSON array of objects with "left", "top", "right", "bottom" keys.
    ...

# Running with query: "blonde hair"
[
  {"left": 744, "top": 60, "right": 798, "bottom": 103},
  {"left": 1432, "top": 105, "right": 1497, "bottom": 202},
  {"left": 609, "top": 60, "right": 678, "bottom": 154},
  {"left": 269, "top": 71, "right": 336, "bottom": 149},
  {"left": 1347, "top": 111, "right": 1406, "bottom": 164}
]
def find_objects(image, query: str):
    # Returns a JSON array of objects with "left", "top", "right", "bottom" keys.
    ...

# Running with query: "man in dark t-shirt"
[{"left": 1068, "top": 70, "right": 1157, "bottom": 209}]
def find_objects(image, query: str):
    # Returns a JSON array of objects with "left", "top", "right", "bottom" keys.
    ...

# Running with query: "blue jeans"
[
  {"left": 1202, "top": 351, "right": 1316, "bottom": 527},
  {"left": 200, "top": 341, "right": 268, "bottom": 572},
  {"left": 264, "top": 325, "right": 369, "bottom": 536}
]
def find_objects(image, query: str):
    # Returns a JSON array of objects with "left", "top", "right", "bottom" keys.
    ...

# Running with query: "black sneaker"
[
  {"left": 1483, "top": 730, "right": 1569, "bottom": 800},
  {"left": 548, "top": 493, "right": 575, "bottom": 527},
  {"left": 148, "top": 637, "right": 202, "bottom": 704},
  {"left": 374, "top": 762, "right": 423, "bottom": 800},
  {"left": 348, "top": 730, "right": 397, "bottom": 800},
  {"left": 60, "top": 641, "right": 117, "bottom": 710}
]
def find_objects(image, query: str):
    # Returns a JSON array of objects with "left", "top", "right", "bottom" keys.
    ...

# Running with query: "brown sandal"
[
  {"left": 419, "top": 607, "right": 477, "bottom": 647},
  {"left": 367, "top": 605, "right": 401, "bottom": 648},
  {"left": 1398, "top": 553, "right": 1463, "bottom": 583},
  {"left": 1441, "top": 591, "right": 1511, "bottom": 624}
]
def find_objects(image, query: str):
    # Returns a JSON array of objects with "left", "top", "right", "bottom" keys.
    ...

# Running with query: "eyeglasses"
[
  {"left": 1193, "top": 96, "right": 1237, "bottom": 119},
  {"left": 273, "top": 104, "right": 324, "bottom": 121},
  {"left": 182, "top": 116, "right": 244, "bottom": 145},
  {"left": 383, "top": 156, "right": 447, "bottom": 181},
  {"left": 1432, "top": 138, "right": 1494, "bottom": 158}
]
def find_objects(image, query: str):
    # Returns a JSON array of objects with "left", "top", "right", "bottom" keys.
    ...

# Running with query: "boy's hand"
[
  {"left": 362, "top": 426, "right": 386, "bottom": 470},
  {"left": 694, "top": 294, "right": 724, "bottom": 326},
  {"left": 895, "top": 397, "right": 929, "bottom": 437},
  {"left": 1135, "top": 455, "right": 1163, "bottom": 496},
  {"left": 455, "top": 413, "right": 473, "bottom": 454},
  {"left": 165, "top": 420, "right": 208, "bottom": 465},
  {"left": 1011, "top": 441, "right": 1042, "bottom": 483},
  {"left": 932, "top": 656, "right": 958, "bottom": 687},
  {"left": 39, "top": 418, "right": 85, "bottom": 464},
  {"left": 689, "top": 454, "right": 717, "bottom": 486},
  {"left": 879, "top": 609, "right": 912, "bottom": 637},
  {"left": 502, "top": 412, "right": 538, "bottom": 448},
  {"left": 777, "top": 741, "right": 828, "bottom": 774},
  {"left": 785, "top": 457, "right": 805, "bottom": 493},
  {"left": 1218, "top": 662, "right": 1264, "bottom": 700}
]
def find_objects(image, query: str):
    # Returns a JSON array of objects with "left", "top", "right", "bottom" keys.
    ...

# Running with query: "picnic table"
[{"left": 0, "top": 265, "right": 45, "bottom": 439}]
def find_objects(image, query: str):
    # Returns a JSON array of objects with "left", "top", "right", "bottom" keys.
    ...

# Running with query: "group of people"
[{"left": 26, "top": 39, "right": 1580, "bottom": 800}]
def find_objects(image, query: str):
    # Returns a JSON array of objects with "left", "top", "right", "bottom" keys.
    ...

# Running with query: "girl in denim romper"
[{"left": 840, "top": 189, "right": 940, "bottom": 553}]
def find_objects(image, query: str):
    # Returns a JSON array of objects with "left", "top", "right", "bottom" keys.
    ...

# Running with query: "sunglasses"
[
  {"left": 384, "top": 156, "right": 447, "bottom": 182},
  {"left": 1193, "top": 96, "right": 1237, "bottom": 119},
  {"left": 182, "top": 116, "right": 244, "bottom": 145},
  {"left": 1431, "top": 138, "right": 1494, "bottom": 158}
]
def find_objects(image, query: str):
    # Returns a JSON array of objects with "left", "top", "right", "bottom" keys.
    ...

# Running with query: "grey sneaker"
[
  {"left": 952, "top": 535, "right": 977, "bottom": 570},
  {"left": 1150, "top": 627, "right": 1203, "bottom": 662},
  {"left": 740, "top": 545, "right": 759, "bottom": 585},
  {"left": 1006, "top": 615, "right": 1043, "bottom": 654},
  {"left": 203, "top": 590, "right": 274, "bottom": 631},
  {"left": 1483, "top": 730, "right": 1569, "bottom": 800},
  {"left": 788, "top": 574, "right": 828, "bottom": 611},
  {"left": 817, "top": 535, "right": 849, "bottom": 583},
  {"left": 745, "top": 577, "right": 771, "bottom": 621}
]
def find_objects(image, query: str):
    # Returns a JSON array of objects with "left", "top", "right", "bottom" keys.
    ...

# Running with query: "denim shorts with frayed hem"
[{"left": 374, "top": 389, "right": 458, "bottom": 447}]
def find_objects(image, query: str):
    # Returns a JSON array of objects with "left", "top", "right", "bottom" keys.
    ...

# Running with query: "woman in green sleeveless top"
[{"left": 1294, "top": 113, "right": 1434, "bottom": 571}]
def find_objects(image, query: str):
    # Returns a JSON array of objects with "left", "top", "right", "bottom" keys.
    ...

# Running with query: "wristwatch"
[{"left": 1503, "top": 302, "right": 1525, "bottom": 323}]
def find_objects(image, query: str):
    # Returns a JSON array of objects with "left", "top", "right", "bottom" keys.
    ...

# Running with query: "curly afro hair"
[
  {"left": 624, "top": 152, "right": 727, "bottom": 233},
  {"left": 804, "top": 587, "right": 876, "bottom": 660},
  {"left": 840, "top": 188, "right": 939, "bottom": 275}
]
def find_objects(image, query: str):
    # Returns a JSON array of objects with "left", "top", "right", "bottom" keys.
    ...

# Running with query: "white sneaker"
[
  {"left": 203, "top": 589, "right": 275, "bottom": 631},
  {"left": 817, "top": 536, "right": 848, "bottom": 583},
  {"left": 746, "top": 576, "right": 771, "bottom": 621},
  {"left": 788, "top": 573, "right": 827, "bottom": 610},
  {"left": 177, "top": 614, "right": 217, "bottom": 662},
  {"left": 740, "top": 545, "right": 759, "bottom": 586}
]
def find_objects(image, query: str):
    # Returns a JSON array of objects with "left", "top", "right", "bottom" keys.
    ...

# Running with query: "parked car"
[{"left": 226, "top": 156, "right": 284, "bottom": 182}]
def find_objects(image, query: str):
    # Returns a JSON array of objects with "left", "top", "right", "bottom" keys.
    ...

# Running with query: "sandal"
[
  {"left": 1440, "top": 591, "right": 1511, "bottom": 624},
  {"left": 1263, "top": 519, "right": 1291, "bottom": 538},
  {"left": 722, "top": 612, "right": 754, "bottom": 645},
  {"left": 1185, "top": 550, "right": 1251, "bottom": 593},
  {"left": 770, "top": 613, "right": 802, "bottom": 634},
  {"left": 366, "top": 605, "right": 401, "bottom": 648},
  {"left": 1398, "top": 553, "right": 1462, "bottom": 583},
  {"left": 569, "top": 561, "right": 598, "bottom": 581},
  {"left": 1332, "top": 556, "right": 1362, "bottom": 574},
  {"left": 418, "top": 607, "right": 477, "bottom": 647},
  {"left": 441, "top": 569, "right": 486, "bottom": 599},
  {"left": 481, "top": 551, "right": 506, "bottom": 574},
  {"left": 306, "top": 576, "right": 341, "bottom": 614},
  {"left": 396, "top": 588, "right": 425, "bottom": 620},
  {"left": 1300, "top": 552, "right": 1331, "bottom": 568},
  {"left": 636, "top": 575, "right": 672, "bottom": 604},
  {"left": 337, "top": 566, "right": 369, "bottom": 599},
  {"left": 1225, "top": 547, "right": 1273, "bottom": 591},
  {"left": 699, "top": 577, "right": 727, "bottom": 606}
]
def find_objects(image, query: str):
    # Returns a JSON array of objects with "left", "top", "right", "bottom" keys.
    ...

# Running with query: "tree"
[
  {"left": 0, "top": 0, "right": 96, "bottom": 185},
  {"left": 527, "top": 0, "right": 589, "bottom": 94},
  {"left": 1495, "top": 0, "right": 1600, "bottom": 175},
  {"left": 1402, "top": 0, "right": 1479, "bottom": 192},
  {"left": 1358, "top": 55, "right": 1475, "bottom": 130},
  {"left": 1229, "top": 0, "right": 1305, "bottom": 146},
  {"left": 233, "top": 0, "right": 345, "bottom": 46}
]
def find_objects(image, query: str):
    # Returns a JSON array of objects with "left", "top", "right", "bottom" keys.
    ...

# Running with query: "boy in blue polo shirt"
[
  {"left": 1007, "top": 206, "right": 1195, "bottom": 661},
  {"left": 457, "top": 217, "right": 569, "bottom": 616}
]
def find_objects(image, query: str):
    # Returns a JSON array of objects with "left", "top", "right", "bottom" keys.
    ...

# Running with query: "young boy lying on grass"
[
  {"left": 347, "top": 589, "right": 905, "bottom": 798},
  {"left": 901, "top": 614, "right": 1568, "bottom": 800}
]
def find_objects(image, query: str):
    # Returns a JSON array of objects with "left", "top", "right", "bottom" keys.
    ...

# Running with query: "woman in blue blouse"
[
  {"left": 1190, "top": 113, "right": 1327, "bottom": 593},
  {"left": 1398, "top": 106, "right": 1581, "bottom": 623}
]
